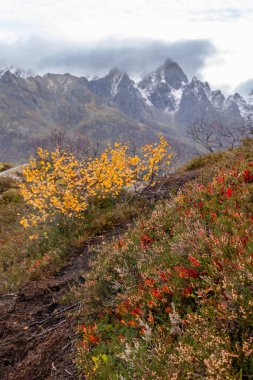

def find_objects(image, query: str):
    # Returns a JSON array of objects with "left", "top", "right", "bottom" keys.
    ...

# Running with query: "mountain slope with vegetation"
[
  {"left": 74, "top": 139, "right": 253, "bottom": 379},
  {"left": 0, "top": 138, "right": 252, "bottom": 379}
]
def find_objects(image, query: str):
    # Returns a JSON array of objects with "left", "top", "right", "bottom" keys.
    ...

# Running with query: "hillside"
[
  {"left": 0, "top": 138, "right": 252, "bottom": 379},
  {"left": 0, "top": 71, "right": 170, "bottom": 162},
  {"left": 0, "top": 58, "right": 252, "bottom": 163},
  {"left": 74, "top": 140, "right": 253, "bottom": 379}
]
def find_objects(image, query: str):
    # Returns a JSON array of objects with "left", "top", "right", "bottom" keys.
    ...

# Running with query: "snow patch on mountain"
[
  {"left": 231, "top": 93, "right": 253, "bottom": 120},
  {"left": 134, "top": 83, "right": 153, "bottom": 106},
  {"left": 171, "top": 87, "right": 184, "bottom": 107},
  {"left": 0, "top": 66, "right": 29, "bottom": 79},
  {"left": 164, "top": 87, "right": 184, "bottom": 113},
  {"left": 110, "top": 72, "right": 123, "bottom": 98}
]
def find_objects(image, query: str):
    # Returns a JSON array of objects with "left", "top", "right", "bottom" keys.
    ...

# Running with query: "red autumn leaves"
[
  {"left": 174, "top": 266, "right": 199, "bottom": 279},
  {"left": 80, "top": 158, "right": 253, "bottom": 355},
  {"left": 242, "top": 168, "right": 253, "bottom": 183},
  {"left": 140, "top": 234, "right": 153, "bottom": 249},
  {"left": 80, "top": 323, "right": 100, "bottom": 347},
  {"left": 174, "top": 256, "right": 201, "bottom": 280},
  {"left": 188, "top": 255, "right": 201, "bottom": 267},
  {"left": 224, "top": 187, "right": 233, "bottom": 197}
]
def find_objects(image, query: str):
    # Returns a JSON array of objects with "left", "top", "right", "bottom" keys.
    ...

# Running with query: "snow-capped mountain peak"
[
  {"left": 88, "top": 67, "right": 128, "bottom": 99},
  {"left": 108, "top": 67, "right": 123, "bottom": 77},
  {"left": 0, "top": 66, "right": 29, "bottom": 79},
  {"left": 137, "top": 59, "right": 188, "bottom": 112},
  {"left": 226, "top": 92, "right": 253, "bottom": 120}
]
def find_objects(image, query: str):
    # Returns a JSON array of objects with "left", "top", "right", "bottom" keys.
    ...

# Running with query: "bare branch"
[{"left": 187, "top": 119, "right": 242, "bottom": 153}]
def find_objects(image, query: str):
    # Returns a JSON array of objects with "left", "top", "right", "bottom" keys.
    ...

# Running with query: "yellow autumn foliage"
[{"left": 20, "top": 136, "right": 172, "bottom": 228}]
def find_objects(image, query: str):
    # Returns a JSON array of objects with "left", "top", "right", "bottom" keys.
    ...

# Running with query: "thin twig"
[
  {"left": 28, "top": 302, "right": 82, "bottom": 328},
  {"left": 27, "top": 319, "right": 67, "bottom": 340}
]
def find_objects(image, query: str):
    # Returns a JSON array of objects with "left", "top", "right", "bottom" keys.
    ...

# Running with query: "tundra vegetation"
[
  {"left": 0, "top": 137, "right": 252, "bottom": 379},
  {"left": 72, "top": 139, "right": 253, "bottom": 379},
  {"left": 0, "top": 137, "right": 171, "bottom": 292}
]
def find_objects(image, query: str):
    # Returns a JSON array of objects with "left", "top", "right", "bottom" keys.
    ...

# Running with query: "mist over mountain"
[{"left": 0, "top": 58, "right": 252, "bottom": 163}]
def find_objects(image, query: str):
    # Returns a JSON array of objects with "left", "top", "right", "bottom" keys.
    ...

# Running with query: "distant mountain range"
[{"left": 0, "top": 59, "right": 252, "bottom": 162}]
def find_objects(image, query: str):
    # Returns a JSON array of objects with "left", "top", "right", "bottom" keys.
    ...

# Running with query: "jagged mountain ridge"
[
  {"left": 138, "top": 59, "right": 188, "bottom": 112},
  {"left": 0, "top": 68, "right": 178, "bottom": 162},
  {"left": 88, "top": 58, "right": 252, "bottom": 129},
  {"left": 0, "top": 59, "right": 252, "bottom": 162}
]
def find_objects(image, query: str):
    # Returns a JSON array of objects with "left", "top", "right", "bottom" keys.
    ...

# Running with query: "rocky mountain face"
[
  {"left": 89, "top": 68, "right": 156, "bottom": 121},
  {"left": 89, "top": 58, "right": 252, "bottom": 133},
  {"left": 0, "top": 60, "right": 252, "bottom": 162},
  {"left": 138, "top": 59, "right": 188, "bottom": 112},
  {"left": 0, "top": 70, "right": 168, "bottom": 162}
]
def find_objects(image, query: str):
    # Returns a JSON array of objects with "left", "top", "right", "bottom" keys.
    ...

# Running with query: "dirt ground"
[
  {"left": 0, "top": 169, "right": 200, "bottom": 380},
  {"left": 0, "top": 239, "right": 91, "bottom": 380}
]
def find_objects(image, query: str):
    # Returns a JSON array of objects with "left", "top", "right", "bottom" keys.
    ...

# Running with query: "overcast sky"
[{"left": 0, "top": 0, "right": 253, "bottom": 95}]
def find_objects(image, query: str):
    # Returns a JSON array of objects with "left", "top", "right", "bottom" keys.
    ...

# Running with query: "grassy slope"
[
  {"left": 0, "top": 176, "right": 151, "bottom": 293},
  {"left": 73, "top": 139, "right": 253, "bottom": 379},
  {"left": 1, "top": 139, "right": 252, "bottom": 378}
]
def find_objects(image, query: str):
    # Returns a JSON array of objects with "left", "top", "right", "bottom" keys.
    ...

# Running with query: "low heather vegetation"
[
  {"left": 0, "top": 138, "right": 252, "bottom": 379},
  {"left": 74, "top": 140, "right": 253, "bottom": 379}
]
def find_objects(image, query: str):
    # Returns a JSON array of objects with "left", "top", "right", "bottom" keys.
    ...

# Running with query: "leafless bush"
[{"left": 187, "top": 120, "right": 241, "bottom": 153}]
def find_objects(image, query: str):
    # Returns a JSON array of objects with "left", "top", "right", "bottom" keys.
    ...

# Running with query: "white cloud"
[{"left": 0, "top": 0, "right": 252, "bottom": 92}]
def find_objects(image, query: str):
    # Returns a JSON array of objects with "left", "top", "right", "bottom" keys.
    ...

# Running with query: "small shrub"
[{"left": 20, "top": 137, "right": 172, "bottom": 231}]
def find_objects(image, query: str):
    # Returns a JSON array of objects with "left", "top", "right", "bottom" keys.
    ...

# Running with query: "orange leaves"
[
  {"left": 116, "top": 238, "right": 124, "bottom": 250},
  {"left": 88, "top": 334, "right": 100, "bottom": 344},
  {"left": 128, "top": 320, "right": 137, "bottom": 327},
  {"left": 20, "top": 137, "right": 172, "bottom": 232},
  {"left": 162, "top": 284, "right": 171, "bottom": 294},
  {"left": 165, "top": 306, "right": 171, "bottom": 314},
  {"left": 81, "top": 323, "right": 100, "bottom": 347}
]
